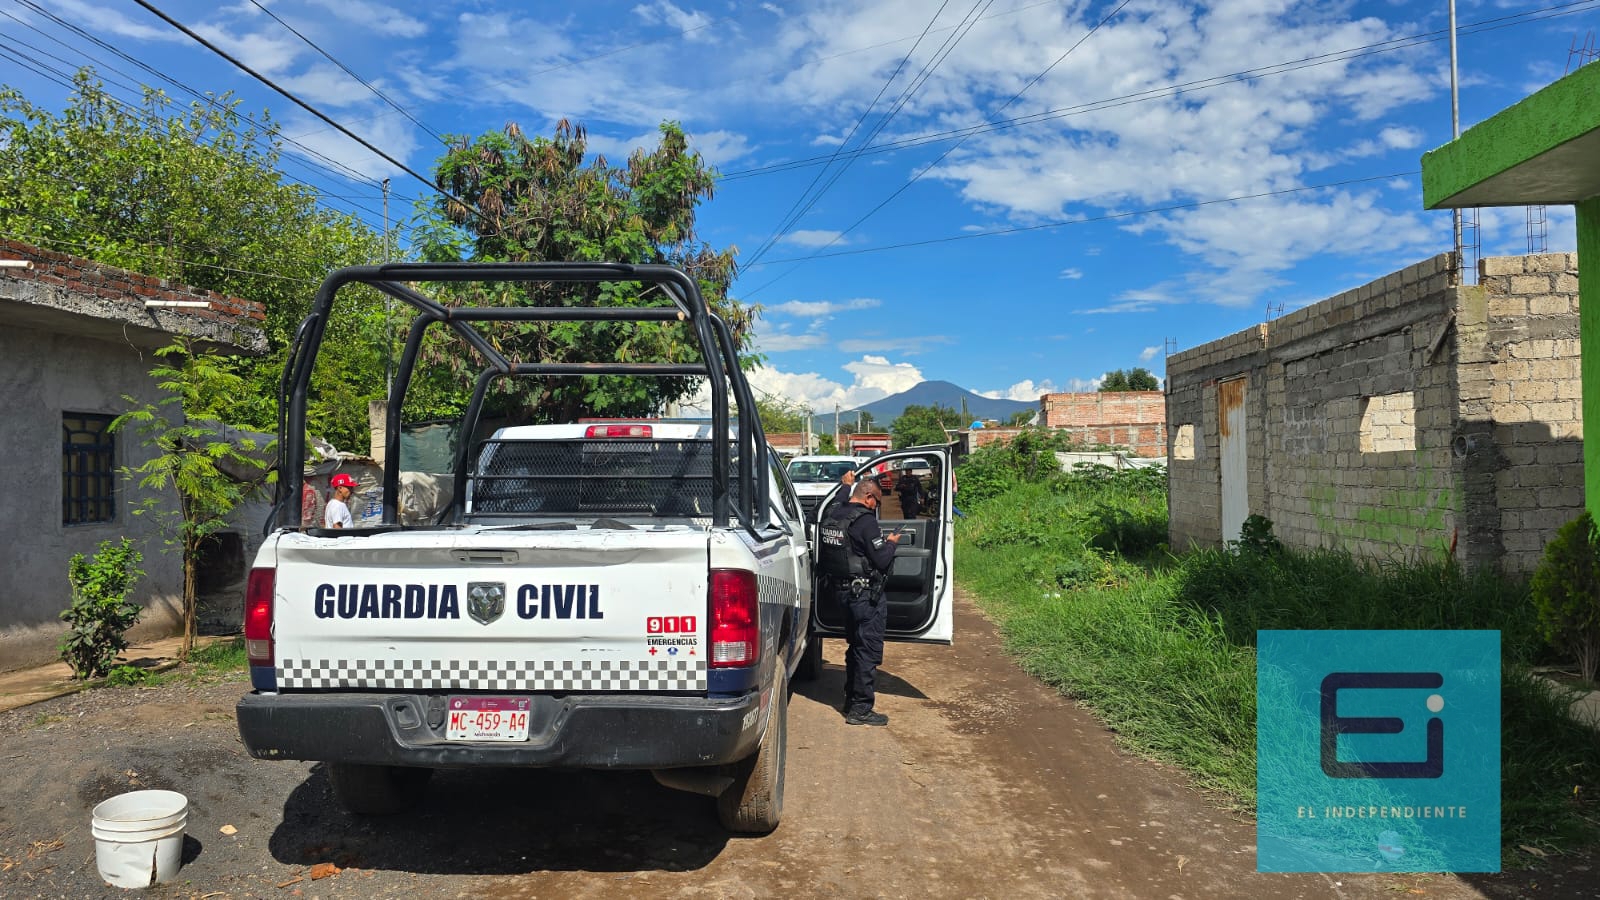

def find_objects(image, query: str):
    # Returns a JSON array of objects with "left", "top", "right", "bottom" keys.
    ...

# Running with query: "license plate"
[{"left": 446, "top": 696, "right": 531, "bottom": 742}]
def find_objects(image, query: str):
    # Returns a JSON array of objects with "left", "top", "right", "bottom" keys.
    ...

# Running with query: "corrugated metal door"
[{"left": 1218, "top": 378, "right": 1247, "bottom": 544}]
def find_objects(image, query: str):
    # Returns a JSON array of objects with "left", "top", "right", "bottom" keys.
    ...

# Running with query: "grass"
[
  {"left": 104, "top": 636, "right": 248, "bottom": 688},
  {"left": 955, "top": 470, "right": 1600, "bottom": 862}
]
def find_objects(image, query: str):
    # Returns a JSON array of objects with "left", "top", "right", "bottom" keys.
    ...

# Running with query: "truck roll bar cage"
[{"left": 273, "top": 262, "right": 770, "bottom": 535}]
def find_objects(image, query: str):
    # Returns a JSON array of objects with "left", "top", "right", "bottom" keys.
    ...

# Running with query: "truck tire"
[
  {"left": 794, "top": 630, "right": 822, "bottom": 682},
  {"left": 717, "top": 674, "right": 787, "bottom": 834},
  {"left": 327, "top": 763, "right": 433, "bottom": 816}
]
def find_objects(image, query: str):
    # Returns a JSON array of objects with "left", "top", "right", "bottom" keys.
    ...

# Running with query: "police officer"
[{"left": 817, "top": 478, "right": 903, "bottom": 726}]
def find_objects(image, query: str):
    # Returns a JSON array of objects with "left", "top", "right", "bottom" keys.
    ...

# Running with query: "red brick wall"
[
  {"left": 968, "top": 424, "right": 1167, "bottom": 457},
  {"left": 1041, "top": 391, "right": 1165, "bottom": 427},
  {"left": 0, "top": 239, "right": 266, "bottom": 324}
]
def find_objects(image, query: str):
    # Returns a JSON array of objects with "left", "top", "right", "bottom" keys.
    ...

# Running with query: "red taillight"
[
  {"left": 244, "top": 567, "right": 275, "bottom": 667},
  {"left": 585, "top": 424, "right": 652, "bottom": 438},
  {"left": 709, "top": 569, "right": 759, "bottom": 668}
]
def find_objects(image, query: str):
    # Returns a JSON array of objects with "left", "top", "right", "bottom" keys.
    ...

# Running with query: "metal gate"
[{"left": 1218, "top": 378, "right": 1248, "bottom": 543}]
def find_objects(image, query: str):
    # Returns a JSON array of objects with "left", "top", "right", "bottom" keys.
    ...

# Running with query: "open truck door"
[{"left": 809, "top": 446, "right": 953, "bottom": 644}]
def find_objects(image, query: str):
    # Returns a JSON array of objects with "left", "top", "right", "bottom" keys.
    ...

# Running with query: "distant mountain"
[{"left": 843, "top": 380, "right": 1037, "bottom": 427}]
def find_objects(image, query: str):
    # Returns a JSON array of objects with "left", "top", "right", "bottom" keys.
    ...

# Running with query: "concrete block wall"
[
  {"left": 1262, "top": 254, "right": 1459, "bottom": 562},
  {"left": 1473, "top": 253, "right": 1585, "bottom": 574},
  {"left": 1164, "top": 251, "right": 1582, "bottom": 577},
  {"left": 1165, "top": 325, "right": 1268, "bottom": 549}
]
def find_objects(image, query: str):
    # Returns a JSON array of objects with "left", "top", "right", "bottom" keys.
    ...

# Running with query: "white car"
[{"left": 784, "top": 455, "right": 860, "bottom": 521}]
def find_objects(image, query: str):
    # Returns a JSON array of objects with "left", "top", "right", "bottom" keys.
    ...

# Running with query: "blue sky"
[{"left": 1, "top": 0, "right": 1594, "bottom": 414}]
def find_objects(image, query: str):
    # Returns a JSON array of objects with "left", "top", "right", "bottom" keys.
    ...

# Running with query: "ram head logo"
[{"left": 467, "top": 582, "right": 506, "bottom": 626}]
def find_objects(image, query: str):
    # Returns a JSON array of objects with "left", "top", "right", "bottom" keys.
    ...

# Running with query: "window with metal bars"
[{"left": 63, "top": 413, "right": 117, "bottom": 525}]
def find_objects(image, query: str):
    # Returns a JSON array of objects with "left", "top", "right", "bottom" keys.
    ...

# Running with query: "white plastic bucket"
[{"left": 90, "top": 790, "right": 189, "bottom": 889}]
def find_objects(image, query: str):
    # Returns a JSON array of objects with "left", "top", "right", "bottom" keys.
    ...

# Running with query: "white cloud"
[
  {"left": 685, "top": 356, "right": 928, "bottom": 415},
  {"left": 278, "top": 106, "right": 423, "bottom": 183},
  {"left": 765, "top": 298, "right": 880, "bottom": 318},
  {"left": 983, "top": 377, "right": 1098, "bottom": 399},
  {"left": 192, "top": 22, "right": 303, "bottom": 75},
  {"left": 1059, "top": 267, "right": 1083, "bottom": 280},
  {"left": 1139, "top": 345, "right": 1162, "bottom": 363},
  {"left": 760, "top": 332, "right": 831, "bottom": 352},
  {"left": 632, "top": 1, "right": 716, "bottom": 40},
  {"left": 305, "top": 0, "right": 427, "bottom": 38},
  {"left": 44, "top": 0, "right": 189, "bottom": 42},
  {"left": 780, "top": 229, "right": 848, "bottom": 248},
  {"left": 837, "top": 335, "right": 952, "bottom": 355},
  {"left": 280, "top": 63, "right": 383, "bottom": 108}
]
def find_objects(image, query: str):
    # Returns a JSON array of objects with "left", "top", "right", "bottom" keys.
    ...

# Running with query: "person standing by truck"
[
  {"left": 324, "top": 473, "right": 358, "bottom": 529},
  {"left": 817, "top": 479, "right": 903, "bottom": 726},
  {"left": 896, "top": 468, "right": 923, "bottom": 519}
]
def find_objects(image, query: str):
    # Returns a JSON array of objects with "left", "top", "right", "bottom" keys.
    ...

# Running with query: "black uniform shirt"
[{"left": 845, "top": 503, "right": 897, "bottom": 574}]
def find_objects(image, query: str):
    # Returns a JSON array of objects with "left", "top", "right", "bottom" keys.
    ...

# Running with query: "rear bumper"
[{"left": 237, "top": 690, "right": 762, "bottom": 769}]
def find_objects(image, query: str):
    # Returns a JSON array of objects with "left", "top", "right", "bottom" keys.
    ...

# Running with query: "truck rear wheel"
[
  {"left": 327, "top": 763, "right": 433, "bottom": 816},
  {"left": 717, "top": 675, "right": 787, "bottom": 833}
]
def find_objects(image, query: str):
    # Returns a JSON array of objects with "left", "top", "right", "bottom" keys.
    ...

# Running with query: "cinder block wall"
[
  {"left": 1165, "top": 252, "right": 1583, "bottom": 576},
  {"left": 1263, "top": 255, "right": 1459, "bottom": 560},
  {"left": 1165, "top": 325, "right": 1268, "bottom": 549},
  {"left": 1471, "top": 253, "right": 1585, "bottom": 574}
]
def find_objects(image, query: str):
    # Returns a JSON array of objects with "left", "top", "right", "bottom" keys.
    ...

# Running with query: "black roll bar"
[{"left": 274, "top": 262, "right": 745, "bottom": 531}]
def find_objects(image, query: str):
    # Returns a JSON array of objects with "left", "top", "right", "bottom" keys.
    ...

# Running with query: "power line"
[
  {"left": 128, "top": 0, "right": 468, "bottom": 216},
  {"left": 743, "top": 0, "right": 959, "bottom": 268},
  {"left": 244, "top": 0, "right": 446, "bottom": 144},
  {"left": 748, "top": 0, "right": 999, "bottom": 269},
  {"left": 0, "top": 33, "right": 401, "bottom": 236},
  {"left": 7, "top": 0, "right": 385, "bottom": 190},
  {"left": 721, "top": 0, "right": 1600, "bottom": 182},
  {"left": 744, "top": 0, "right": 1132, "bottom": 298},
  {"left": 742, "top": 170, "right": 1418, "bottom": 268}
]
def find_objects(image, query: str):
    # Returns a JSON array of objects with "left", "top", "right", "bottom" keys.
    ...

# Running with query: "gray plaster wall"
[{"left": 0, "top": 323, "right": 183, "bottom": 671}]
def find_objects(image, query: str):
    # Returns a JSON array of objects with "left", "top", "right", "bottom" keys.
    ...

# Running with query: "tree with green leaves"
[
  {"left": 413, "top": 119, "right": 756, "bottom": 423},
  {"left": 755, "top": 395, "right": 809, "bottom": 434},
  {"left": 1099, "top": 368, "right": 1160, "bottom": 391},
  {"left": 816, "top": 434, "right": 839, "bottom": 454},
  {"left": 1005, "top": 409, "right": 1037, "bottom": 427},
  {"left": 114, "top": 339, "right": 272, "bottom": 657},
  {"left": 893, "top": 404, "right": 958, "bottom": 449},
  {"left": 0, "top": 69, "right": 390, "bottom": 449}
]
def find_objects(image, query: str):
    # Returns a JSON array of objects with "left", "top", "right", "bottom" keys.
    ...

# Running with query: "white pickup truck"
[{"left": 236, "top": 263, "right": 953, "bottom": 833}]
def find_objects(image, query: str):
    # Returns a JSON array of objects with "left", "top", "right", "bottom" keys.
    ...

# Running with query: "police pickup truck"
[{"left": 236, "top": 263, "right": 953, "bottom": 834}]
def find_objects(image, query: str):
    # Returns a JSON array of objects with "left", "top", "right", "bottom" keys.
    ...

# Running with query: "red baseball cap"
[{"left": 330, "top": 473, "right": 358, "bottom": 489}]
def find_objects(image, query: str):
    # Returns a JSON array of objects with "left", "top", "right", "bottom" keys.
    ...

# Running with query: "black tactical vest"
[{"left": 817, "top": 503, "right": 871, "bottom": 577}]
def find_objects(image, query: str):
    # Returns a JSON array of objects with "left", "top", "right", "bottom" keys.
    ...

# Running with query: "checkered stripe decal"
[
  {"left": 277, "top": 657, "right": 705, "bottom": 691},
  {"left": 757, "top": 572, "right": 799, "bottom": 607}
]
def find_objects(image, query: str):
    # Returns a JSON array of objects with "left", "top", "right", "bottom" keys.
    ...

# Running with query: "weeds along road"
[{"left": 0, "top": 592, "right": 1565, "bottom": 899}]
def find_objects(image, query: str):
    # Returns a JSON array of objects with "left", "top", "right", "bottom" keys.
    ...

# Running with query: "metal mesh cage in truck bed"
[{"left": 469, "top": 438, "right": 743, "bottom": 518}]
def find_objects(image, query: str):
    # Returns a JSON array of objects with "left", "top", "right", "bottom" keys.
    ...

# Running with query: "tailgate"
[{"left": 269, "top": 530, "right": 710, "bottom": 694}]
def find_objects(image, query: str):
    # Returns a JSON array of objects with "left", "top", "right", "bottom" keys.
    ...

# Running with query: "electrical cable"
[
  {"left": 127, "top": 0, "right": 479, "bottom": 222},
  {"left": 743, "top": 0, "right": 958, "bottom": 268},
  {"left": 8, "top": 0, "right": 385, "bottom": 190},
  {"left": 244, "top": 0, "right": 446, "bottom": 145},
  {"left": 743, "top": 0, "right": 1132, "bottom": 298},
  {"left": 722, "top": 0, "right": 1600, "bottom": 181},
  {"left": 759, "top": 0, "right": 996, "bottom": 264},
  {"left": 742, "top": 170, "right": 1419, "bottom": 268},
  {"left": 0, "top": 21, "right": 394, "bottom": 230}
]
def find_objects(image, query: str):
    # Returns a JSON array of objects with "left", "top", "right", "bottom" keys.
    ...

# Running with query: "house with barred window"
[{"left": 0, "top": 240, "right": 266, "bottom": 672}]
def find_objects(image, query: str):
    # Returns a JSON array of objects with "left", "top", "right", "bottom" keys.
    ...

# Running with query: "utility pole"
[
  {"left": 834, "top": 402, "right": 840, "bottom": 452},
  {"left": 382, "top": 177, "right": 393, "bottom": 397},
  {"left": 805, "top": 412, "right": 813, "bottom": 454},
  {"left": 1448, "top": 0, "right": 1465, "bottom": 280}
]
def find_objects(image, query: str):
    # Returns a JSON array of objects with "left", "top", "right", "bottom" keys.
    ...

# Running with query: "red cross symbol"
[{"left": 648, "top": 646, "right": 658, "bottom": 655}]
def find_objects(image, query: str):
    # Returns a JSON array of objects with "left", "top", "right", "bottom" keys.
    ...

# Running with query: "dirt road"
[{"left": 0, "top": 593, "right": 1582, "bottom": 898}]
